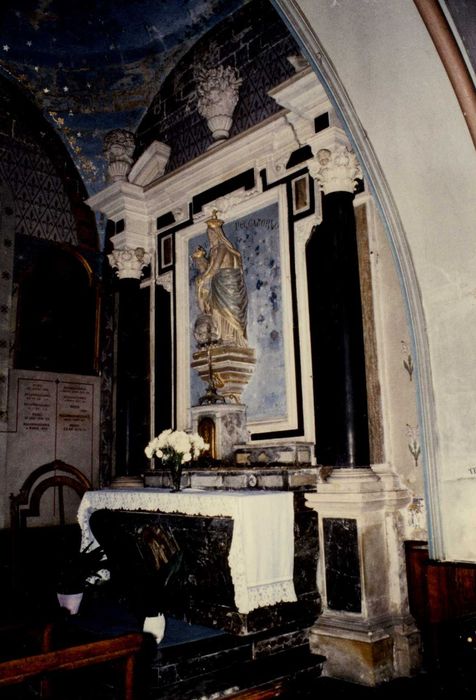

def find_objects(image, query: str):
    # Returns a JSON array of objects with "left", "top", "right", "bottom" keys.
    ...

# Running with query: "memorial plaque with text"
[{"left": 6, "top": 370, "right": 100, "bottom": 516}]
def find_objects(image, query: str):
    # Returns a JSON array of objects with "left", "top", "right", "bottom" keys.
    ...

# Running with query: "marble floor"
[
  {"left": 1, "top": 572, "right": 474, "bottom": 699},
  {"left": 285, "top": 671, "right": 476, "bottom": 699},
  {"left": 2, "top": 666, "right": 474, "bottom": 700}
]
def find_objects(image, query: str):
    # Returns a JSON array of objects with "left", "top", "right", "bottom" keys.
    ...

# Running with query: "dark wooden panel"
[
  {"left": 405, "top": 540, "right": 476, "bottom": 668},
  {"left": 405, "top": 540, "right": 476, "bottom": 625}
]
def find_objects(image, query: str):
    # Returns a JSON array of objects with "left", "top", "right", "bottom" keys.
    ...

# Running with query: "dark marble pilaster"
[
  {"left": 108, "top": 246, "right": 151, "bottom": 476},
  {"left": 115, "top": 279, "right": 150, "bottom": 475},
  {"left": 307, "top": 147, "right": 370, "bottom": 468}
]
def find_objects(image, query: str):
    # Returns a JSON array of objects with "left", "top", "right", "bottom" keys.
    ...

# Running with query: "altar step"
[{"left": 146, "top": 618, "right": 325, "bottom": 700}]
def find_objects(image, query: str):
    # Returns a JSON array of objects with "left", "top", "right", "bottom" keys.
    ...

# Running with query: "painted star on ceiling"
[{"left": 0, "top": 0, "right": 249, "bottom": 195}]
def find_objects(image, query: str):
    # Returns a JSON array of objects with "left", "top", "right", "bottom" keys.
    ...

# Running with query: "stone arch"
[{"left": 274, "top": 2, "right": 441, "bottom": 555}]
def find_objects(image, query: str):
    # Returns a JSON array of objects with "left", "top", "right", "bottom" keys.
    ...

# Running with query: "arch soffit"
[{"left": 271, "top": 0, "right": 443, "bottom": 556}]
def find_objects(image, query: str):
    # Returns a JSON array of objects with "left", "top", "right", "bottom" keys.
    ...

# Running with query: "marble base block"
[
  {"left": 235, "top": 441, "right": 313, "bottom": 466},
  {"left": 143, "top": 466, "right": 318, "bottom": 491},
  {"left": 306, "top": 468, "right": 421, "bottom": 684},
  {"left": 191, "top": 403, "right": 249, "bottom": 460},
  {"left": 310, "top": 614, "right": 420, "bottom": 685}
]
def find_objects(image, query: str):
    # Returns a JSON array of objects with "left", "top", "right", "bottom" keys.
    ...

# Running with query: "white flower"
[
  {"left": 190, "top": 433, "right": 208, "bottom": 457},
  {"left": 144, "top": 429, "right": 208, "bottom": 463}
]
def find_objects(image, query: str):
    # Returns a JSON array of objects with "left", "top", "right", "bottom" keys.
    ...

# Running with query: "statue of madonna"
[{"left": 193, "top": 212, "right": 248, "bottom": 348}]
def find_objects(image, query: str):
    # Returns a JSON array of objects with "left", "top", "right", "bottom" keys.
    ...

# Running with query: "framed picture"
[
  {"left": 292, "top": 174, "right": 310, "bottom": 215},
  {"left": 160, "top": 233, "right": 173, "bottom": 270}
]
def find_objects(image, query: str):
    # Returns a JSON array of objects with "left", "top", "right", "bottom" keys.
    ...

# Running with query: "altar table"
[{"left": 77, "top": 488, "right": 297, "bottom": 615}]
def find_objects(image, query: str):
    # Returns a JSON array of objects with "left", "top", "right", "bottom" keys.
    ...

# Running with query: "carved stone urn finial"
[
  {"left": 196, "top": 65, "right": 242, "bottom": 145},
  {"left": 103, "top": 129, "right": 136, "bottom": 183}
]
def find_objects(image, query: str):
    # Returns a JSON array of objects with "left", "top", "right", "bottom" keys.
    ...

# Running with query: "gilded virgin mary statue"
[{"left": 193, "top": 212, "right": 248, "bottom": 348}]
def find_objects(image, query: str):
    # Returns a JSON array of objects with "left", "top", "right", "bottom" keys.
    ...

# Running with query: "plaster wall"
[
  {"left": 280, "top": 0, "right": 476, "bottom": 560},
  {"left": 360, "top": 196, "right": 425, "bottom": 540}
]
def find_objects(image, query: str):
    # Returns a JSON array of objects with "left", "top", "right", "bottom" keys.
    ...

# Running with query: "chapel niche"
[{"left": 15, "top": 247, "right": 99, "bottom": 376}]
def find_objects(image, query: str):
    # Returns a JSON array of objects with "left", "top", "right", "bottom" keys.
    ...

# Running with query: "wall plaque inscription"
[
  {"left": 5, "top": 370, "right": 100, "bottom": 525},
  {"left": 58, "top": 383, "right": 93, "bottom": 434},
  {"left": 22, "top": 381, "right": 54, "bottom": 432}
]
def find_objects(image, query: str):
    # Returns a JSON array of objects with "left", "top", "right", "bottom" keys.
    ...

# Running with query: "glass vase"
[{"left": 168, "top": 458, "right": 183, "bottom": 492}]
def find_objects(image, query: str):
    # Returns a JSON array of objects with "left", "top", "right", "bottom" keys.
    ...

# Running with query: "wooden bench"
[
  {"left": 226, "top": 682, "right": 285, "bottom": 699},
  {"left": 0, "top": 631, "right": 144, "bottom": 699}
]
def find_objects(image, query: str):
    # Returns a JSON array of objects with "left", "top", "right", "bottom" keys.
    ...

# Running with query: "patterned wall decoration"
[
  {"left": 0, "top": 134, "right": 77, "bottom": 245},
  {"left": 406, "top": 423, "right": 421, "bottom": 467},
  {"left": 136, "top": 0, "right": 300, "bottom": 172},
  {"left": 0, "top": 0, "right": 248, "bottom": 195},
  {"left": 0, "top": 74, "right": 97, "bottom": 249},
  {"left": 0, "top": 181, "right": 15, "bottom": 425}
]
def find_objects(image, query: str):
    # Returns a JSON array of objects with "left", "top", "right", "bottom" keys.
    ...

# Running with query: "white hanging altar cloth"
[{"left": 77, "top": 488, "right": 297, "bottom": 614}]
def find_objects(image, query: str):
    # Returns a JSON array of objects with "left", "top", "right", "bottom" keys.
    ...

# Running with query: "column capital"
[
  {"left": 309, "top": 145, "right": 362, "bottom": 195},
  {"left": 108, "top": 246, "right": 151, "bottom": 280}
]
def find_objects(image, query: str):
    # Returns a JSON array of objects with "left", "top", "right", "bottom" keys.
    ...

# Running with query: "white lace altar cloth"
[{"left": 77, "top": 488, "right": 297, "bottom": 614}]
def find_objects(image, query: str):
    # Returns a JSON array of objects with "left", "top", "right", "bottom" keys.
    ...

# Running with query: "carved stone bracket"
[
  {"left": 156, "top": 271, "right": 173, "bottom": 293},
  {"left": 108, "top": 246, "right": 151, "bottom": 280},
  {"left": 309, "top": 145, "right": 362, "bottom": 195},
  {"left": 128, "top": 140, "right": 170, "bottom": 187}
]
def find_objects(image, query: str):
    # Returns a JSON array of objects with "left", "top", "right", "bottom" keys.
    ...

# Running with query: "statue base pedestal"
[
  {"left": 191, "top": 345, "right": 256, "bottom": 404},
  {"left": 191, "top": 403, "right": 249, "bottom": 461}
]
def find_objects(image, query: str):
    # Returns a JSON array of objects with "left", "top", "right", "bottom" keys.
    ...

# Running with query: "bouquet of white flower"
[{"left": 145, "top": 429, "right": 208, "bottom": 491}]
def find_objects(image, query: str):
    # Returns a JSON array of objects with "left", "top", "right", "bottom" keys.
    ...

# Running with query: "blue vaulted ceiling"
[
  {"left": 0, "top": 1, "right": 475, "bottom": 199},
  {"left": 0, "top": 0, "right": 248, "bottom": 194}
]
